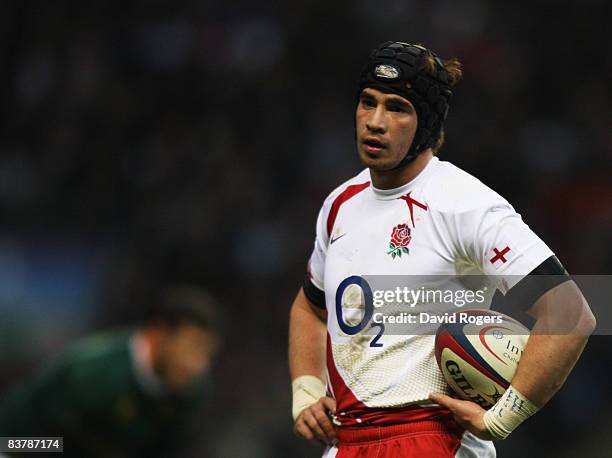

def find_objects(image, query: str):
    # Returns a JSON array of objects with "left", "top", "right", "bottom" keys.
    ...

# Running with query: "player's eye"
[
  {"left": 387, "top": 103, "right": 408, "bottom": 113},
  {"left": 360, "top": 97, "right": 376, "bottom": 108}
]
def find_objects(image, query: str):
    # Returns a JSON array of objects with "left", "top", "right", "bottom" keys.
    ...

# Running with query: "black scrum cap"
[{"left": 359, "top": 41, "right": 453, "bottom": 166}]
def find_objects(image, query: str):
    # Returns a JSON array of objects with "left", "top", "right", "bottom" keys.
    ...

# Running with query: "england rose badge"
[{"left": 388, "top": 223, "right": 411, "bottom": 258}]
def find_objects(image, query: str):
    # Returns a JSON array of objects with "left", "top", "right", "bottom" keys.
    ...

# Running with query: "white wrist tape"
[
  {"left": 483, "top": 385, "right": 539, "bottom": 440},
  {"left": 292, "top": 375, "right": 326, "bottom": 420}
]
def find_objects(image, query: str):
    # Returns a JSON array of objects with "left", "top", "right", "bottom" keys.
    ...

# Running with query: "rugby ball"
[{"left": 434, "top": 309, "right": 530, "bottom": 408}]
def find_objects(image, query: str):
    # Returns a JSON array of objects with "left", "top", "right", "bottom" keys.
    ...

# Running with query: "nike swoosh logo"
[{"left": 330, "top": 233, "right": 347, "bottom": 244}]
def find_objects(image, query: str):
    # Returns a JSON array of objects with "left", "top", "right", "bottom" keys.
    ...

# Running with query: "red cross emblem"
[
  {"left": 490, "top": 246, "right": 511, "bottom": 264},
  {"left": 398, "top": 192, "right": 428, "bottom": 227}
]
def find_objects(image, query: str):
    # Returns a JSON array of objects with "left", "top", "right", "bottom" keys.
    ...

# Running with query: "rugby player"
[
  {"left": 0, "top": 286, "right": 223, "bottom": 457},
  {"left": 288, "top": 41, "right": 595, "bottom": 457}
]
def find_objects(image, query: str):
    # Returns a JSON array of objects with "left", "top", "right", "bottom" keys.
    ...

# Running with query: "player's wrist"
[
  {"left": 483, "top": 385, "right": 538, "bottom": 440},
  {"left": 291, "top": 375, "right": 326, "bottom": 421}
]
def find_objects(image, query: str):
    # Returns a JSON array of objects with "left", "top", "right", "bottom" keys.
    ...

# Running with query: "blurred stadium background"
[{"left": 0, "top": 0, "right": 610, "bottom": 456}]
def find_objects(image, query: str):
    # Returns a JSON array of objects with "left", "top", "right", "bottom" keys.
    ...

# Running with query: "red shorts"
[{"left": 325, "top": 420, "right": 465, "bottom": 458}]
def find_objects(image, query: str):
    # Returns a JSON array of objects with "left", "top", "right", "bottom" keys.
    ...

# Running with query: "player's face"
[
  {"left": 157, "top": 323, "right": 220, "bottom": 393},
  {"left": 356, "top": 88, "right": 418, "bottom": 171}
]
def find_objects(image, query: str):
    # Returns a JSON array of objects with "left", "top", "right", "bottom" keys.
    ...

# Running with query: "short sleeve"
[
  {"left": 455, "top": 201, "right": 554, "bottom": 294},
  {"left": 303, "top": 172, "right": 372, "bottom": 309},
  {"left": 307, "top": 205, "right": 328, "bottom": 292}
]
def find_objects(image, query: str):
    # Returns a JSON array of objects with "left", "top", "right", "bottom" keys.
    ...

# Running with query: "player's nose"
[{"left": 366, "top": 106, "right": 386, "bottom": 133}]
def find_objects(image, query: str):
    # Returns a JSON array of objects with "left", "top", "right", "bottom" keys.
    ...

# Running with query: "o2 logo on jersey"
[{"left": 335, "top": 276, "right": 384, "bottom": 347}]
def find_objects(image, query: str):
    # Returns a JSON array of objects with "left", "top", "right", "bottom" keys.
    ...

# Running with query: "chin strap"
[{"left": 391, "top": 148, "right": 420, "bottom": 169}]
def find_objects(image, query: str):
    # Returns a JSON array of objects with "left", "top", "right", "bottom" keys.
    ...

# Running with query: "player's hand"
[
  {"left": 429, "top": 393, "right": 493, "bottom": 441},
  {"left": 293, "top": 396, "right": 337, "bottom": 446}
]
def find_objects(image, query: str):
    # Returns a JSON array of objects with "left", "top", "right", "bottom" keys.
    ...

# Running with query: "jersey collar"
[{"left": 370, "top": 156, "right": 439, "bottom": 200}]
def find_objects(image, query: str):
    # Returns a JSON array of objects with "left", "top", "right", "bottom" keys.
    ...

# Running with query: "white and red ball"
[{"left": 434, "top": 309, "right": 530, "bottom": 408}]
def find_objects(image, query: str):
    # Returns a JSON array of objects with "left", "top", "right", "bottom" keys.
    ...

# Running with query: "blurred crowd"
[{"left": 0, "top": 0, "right": 610, "bottom": 456}]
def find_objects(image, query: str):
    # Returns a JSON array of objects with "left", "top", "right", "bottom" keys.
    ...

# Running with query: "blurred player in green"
[{"left": 0, "top": 286, "right": 223, "bottom": 457}]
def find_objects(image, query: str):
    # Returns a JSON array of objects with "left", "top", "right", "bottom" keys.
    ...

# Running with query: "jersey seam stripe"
[{"left": 326, "top": 181, "right": 371, "bottom": 238}]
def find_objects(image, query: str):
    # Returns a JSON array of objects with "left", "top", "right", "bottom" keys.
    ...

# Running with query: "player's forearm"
[
  {"left": 288, "top": 288, "right": 328, "bottom": 381},
  {"left": 510, "top": 281, "right": 596, "bottom": 407},
  {"left": 510, "top": 334, "right": 588, "bottom": 407}
]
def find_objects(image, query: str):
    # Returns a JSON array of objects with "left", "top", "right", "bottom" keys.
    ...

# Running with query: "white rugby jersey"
[{"left": 306, "top": 156, "right": 553, "bottom": 426}]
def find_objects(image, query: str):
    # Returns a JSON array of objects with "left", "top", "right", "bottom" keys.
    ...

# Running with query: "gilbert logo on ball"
[{"left": 434, "top": 309, "right": 530, "bottom": 408}]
